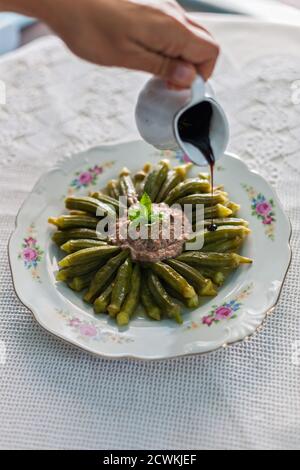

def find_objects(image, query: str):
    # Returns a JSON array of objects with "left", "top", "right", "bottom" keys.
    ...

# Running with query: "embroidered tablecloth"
[{"left": 0, "top": 16, "right": 300, "bottom": 450}]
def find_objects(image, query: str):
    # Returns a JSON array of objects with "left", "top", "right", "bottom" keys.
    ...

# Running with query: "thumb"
[{"left": 134, "top": 50, "right": 197, "bottom": 88}]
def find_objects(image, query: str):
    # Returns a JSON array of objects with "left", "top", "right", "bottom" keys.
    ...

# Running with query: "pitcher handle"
[{"left": 190, "top": 75, "right": 206, "bottom": 105}]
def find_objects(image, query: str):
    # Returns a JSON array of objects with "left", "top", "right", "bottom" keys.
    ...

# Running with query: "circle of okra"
[{"left": 49, "top": 160, "right": 252, "bottom": 327}]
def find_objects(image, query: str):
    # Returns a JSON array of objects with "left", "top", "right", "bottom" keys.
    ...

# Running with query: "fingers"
[
  {"left": 123, "top": 44, "right": 197, "bottom": 88},
  {"left": 185, "top": 16, "right": 220, "bottom": 80},
  {"left": 180, "top": 25, "right": 220, "bottom": 80},
  {"left": 197, "top": 59, "right": 218, "bottom": 82},
  {"left": 164, "top": 60, "right": 197, "bottom": 87},
  {"left": 135, "top": 14, "right": 220, "bottom": 82},
  {"left": 185, "top": 14, "right": 214, "bottom": 37}
]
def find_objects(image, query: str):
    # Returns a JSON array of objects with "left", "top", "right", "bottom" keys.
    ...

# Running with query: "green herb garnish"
[{"left": 129, "top": 192, "right": 163, "bottom": 226}]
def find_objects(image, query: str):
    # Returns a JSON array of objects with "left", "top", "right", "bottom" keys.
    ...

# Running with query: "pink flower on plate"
[
  {"left": 23, "top": 247, "right": 38, "bottom": 262},
  {"left": 69, "top": 318, "right": 81, "bottom": 327},
  {"left": 79, "top": 172, "right": 93, "bottom": 185},
  {"left": 183, "top": 154, "right": 192, "bottom": 163},
  {"left": 202, "top": 315, "right": 214, "bottom": 326},
  {"left": 93, "top": 166, "right": 103, "bottom": 175},
  {"left": 263, "top": 215, "right": 273, "bottom": 225},
  {"left": 215, "top": 306, "right": 233, "bottom": 321},
  {"left": 79, "top": 323, "right": 97, "bottom": 337},
  {"left": 256, "top": 201, "right": 272, "bottom": 216},
  {"left": 24, "top": 237, "right": 36, "bottom": 246}
]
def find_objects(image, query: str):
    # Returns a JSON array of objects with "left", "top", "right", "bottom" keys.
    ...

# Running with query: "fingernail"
[
  {"left": 172, "top": 64, "right": 195, "bottom": 86},
  {"left": 166, "top": 81, "right": 183, "bottom": 91}
]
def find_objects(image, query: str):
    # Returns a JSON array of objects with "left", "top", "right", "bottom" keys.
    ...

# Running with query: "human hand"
[{"left": 1, "top": 0, "right": 220, "bottom": 88}]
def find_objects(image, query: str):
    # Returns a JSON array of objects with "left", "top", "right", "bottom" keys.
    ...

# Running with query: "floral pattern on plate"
[
  {"left": 215, "top": 164, "right": 225, "bottom": 172},
  {"left": 18, "top": 224, "right": 44, "bottom": 282},
  {"left": 56, "top": 309, "right": 134, "bottom": 344},
  {"left": 185, "top": 284, "right": 253, "bottom": 330},
  {"left": 67, "top": 161, "right": 115, "bottom": 194},
  {"left": 242, "top": 184, "right": 276, "bottom": 240}
]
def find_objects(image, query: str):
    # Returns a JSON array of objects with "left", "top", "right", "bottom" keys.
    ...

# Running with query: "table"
[{"left": 0, "top": 16, "right": 300, "bottom": 450}]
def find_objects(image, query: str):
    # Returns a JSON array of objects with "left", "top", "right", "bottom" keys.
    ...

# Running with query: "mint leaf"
[
  {"left": 128, "top": 208, "right": 141, "bottom": 222},
  {"left": 128, "top": 192, "right": 164, "bottom": 227},
  {"left": 148, "top": 212, "right": 164, "bottom": 226},
  {"left": 140, "top": 192, "right": 152, "bottom": 221}
]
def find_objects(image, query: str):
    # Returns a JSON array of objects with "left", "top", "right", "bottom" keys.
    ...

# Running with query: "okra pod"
[
  {"left": 68, "top": 210, "right": 90, "bottom": 216},
  {"left": 184, "top": 294, "right": 199, "bottom": 309},
  {"left": 177, "top": 252, "right": 252, "bottom": 268},
  {"left": 116, "top": 264, "right": 141, "bottom": 326},
  {"left": 108, "top": 258, "right": 133, "bottom": 317},
  {"left": 201, "top": 237, "right": 243, "bottom": 253},
  {"left": 175, "top": 162, "right": 193, "bottom": 178},
  {"left": 164, "top": 178, "right": 211, "bottom": 205},
  {"left": 107, "top": 179, "right": 120, "bottom": 199},
  {"left": 198, "top": 172, "right": 210, "bottom": 181},
  {"left": 177, "top": 192, "right": 227, "bottom": 206},
  {"left": 119, "top": 167, "right": 131, "bottom": 177},
  {"left": 147, "top": 271, "right": 182, "bottom": 324},
  {"left": 52, "top": 228, "right": 103, "bottom": 246},
  {"left": 56, "top": 259, "right": 105, "bottom": 281},
  {"left": 133, "top": 170, "right": 147, "bottom": 183},
  {"left": 90, "top": 192, "right": 121, "bottom": 212},
  {"left": 49, "top": 215, "right": 99, "bottom": 230},
  {"left": 226, "top": 201, "right": 241, "bottom": 216},
  {"left": 203, "top": 218, "right": 249, "bottom": 228},
  {"left": 119, "top": 173, "right": 138, "bottom": 206},
  {"left": 133, "top": 171, "right": 147, "bottom": 197},
  {"left": 94, "top": 284, "right": 114, "bottom": 314},
  {"left": 166, "top": 259, "right": 217, "bottom": 296},
  {"left": 156, "top": 170, "right": 181, "bottom": 203},
  {"left": 143, "top": 163, "right": 152, "bottom": 174},
  {"left": 67, "top": 271, "right": 96, "bottom": 292},
  {"left": 59, "top": 245, "right": 120, "bottom": 268},
  {"left": 84, "top": 250, "right": 129, "bottom": 303},
  {"left": 140, "top": 278, "right": 161, "bottom": 321},
  {"left": 151, "top": 262, "right": 196, "bottom": 299},
  {"left": 65, "top": 196, "right": 115, "bottom": 218},
  {"left": 156, "top": 163, "right": 192, "bottom": 203},
  {"left": 203, "top": 204, "right": 232, "bottom": 219},
  {"left": 164, "top": 284, "right": 199, "bottom": 309},
  {"left": 191, "top": 225, "right": 251, "bottom": 247},
  {"left": 197, "top": 268, "right": 233, "bottom": 286},
  {"left": 144, "top": 160, "right": 170, "bottom": 202},
  {"left": 61, "top": 239, "right": 107, "bottom": 253}
]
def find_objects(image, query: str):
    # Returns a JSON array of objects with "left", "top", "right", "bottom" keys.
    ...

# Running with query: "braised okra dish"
[{"left": 49, "top": 159, "right": 252, "bottom": 327}]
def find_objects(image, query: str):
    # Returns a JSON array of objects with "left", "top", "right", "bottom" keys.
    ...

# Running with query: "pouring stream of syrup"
[{"left": 178, "top": 101, "right": 217, "bottom": 232}]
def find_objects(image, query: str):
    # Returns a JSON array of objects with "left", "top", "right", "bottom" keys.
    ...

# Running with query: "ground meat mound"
[{"left": 109, "top": 203, "right": 191, "bottom": 262}]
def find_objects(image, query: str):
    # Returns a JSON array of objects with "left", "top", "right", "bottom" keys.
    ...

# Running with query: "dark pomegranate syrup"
[{"left": 178, "top": 101, "right": 217, "bottom": 232}]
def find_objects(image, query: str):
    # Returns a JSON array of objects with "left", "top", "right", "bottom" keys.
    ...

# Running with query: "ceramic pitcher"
[{"left": 135, "top": 75, "right": 229, "bottom": 166}]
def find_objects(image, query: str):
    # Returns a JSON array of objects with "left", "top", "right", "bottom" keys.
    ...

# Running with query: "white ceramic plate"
[{"left": 9, "top": 141, "right": 291, "bottom": 360}]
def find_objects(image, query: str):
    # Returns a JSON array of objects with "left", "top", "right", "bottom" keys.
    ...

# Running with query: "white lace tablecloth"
[{"left": 1, "top": 16, "right": 300, "bottom": 450}]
